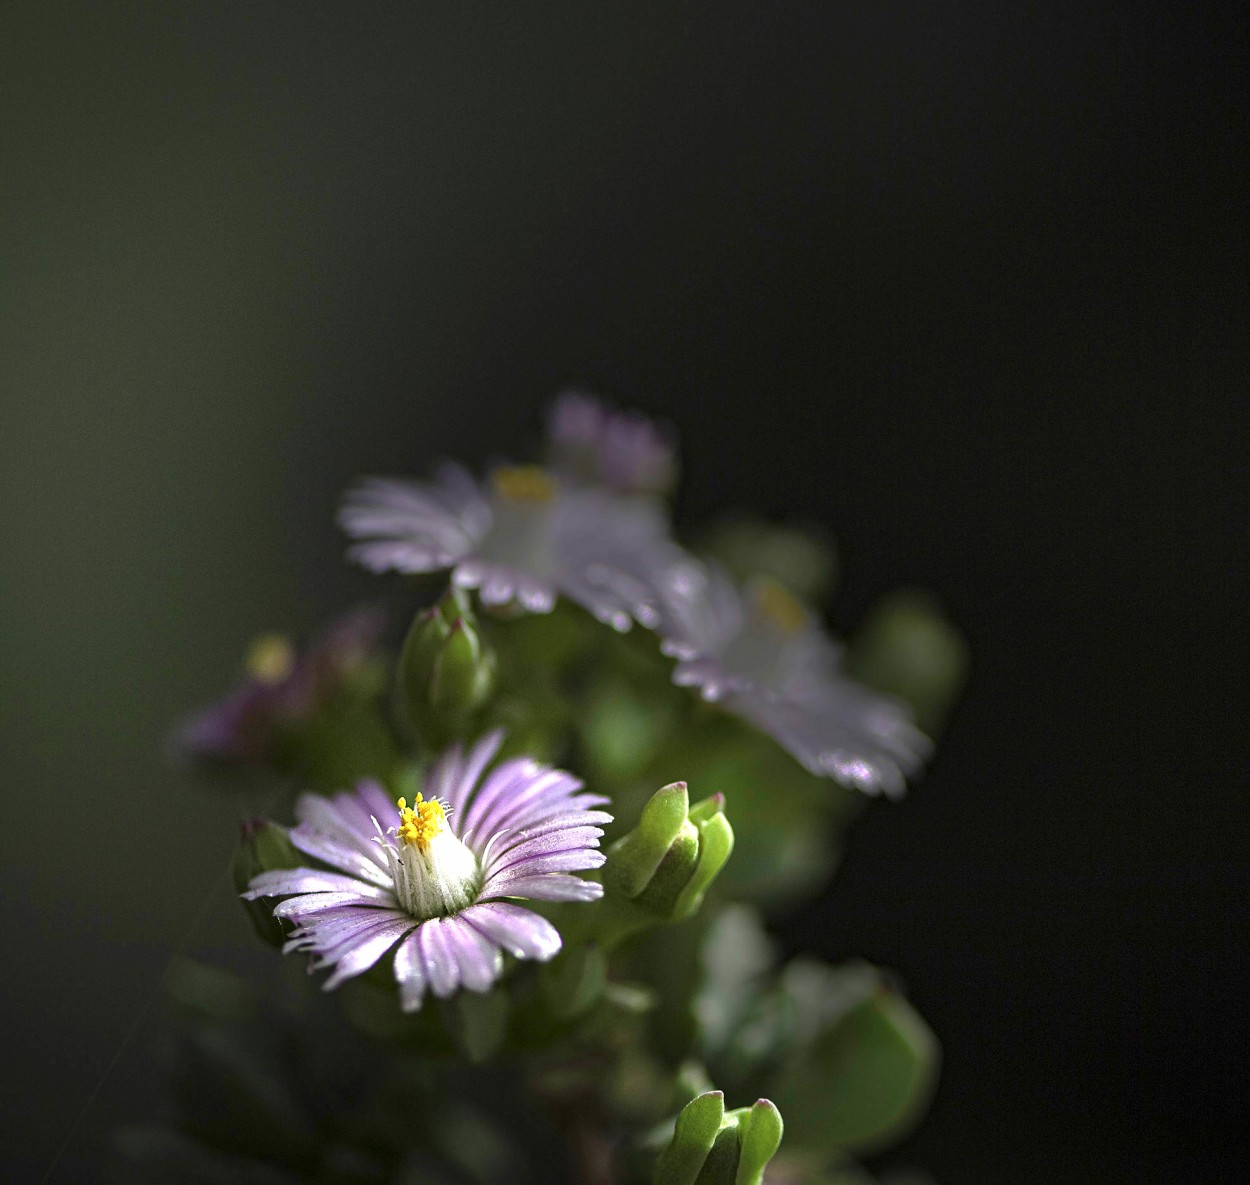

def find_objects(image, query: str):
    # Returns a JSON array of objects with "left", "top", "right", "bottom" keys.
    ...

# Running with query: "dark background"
[{"left": 1, "top": 4, "right": 1244, "bottom": 1182}]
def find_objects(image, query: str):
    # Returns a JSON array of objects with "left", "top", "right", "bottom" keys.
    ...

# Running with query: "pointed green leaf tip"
[
  {"left": 653, "top": 1092, "right": 783, "bottom": 1185},
  {"left": 732, "top": 1099, "right": 783, "bottom": 1185},
  {"left": 654, "top": 1091, "right": 724, "bottom": 1185},
  {"left": 675, "top": 801, "right": 733, "bottom": 920}
]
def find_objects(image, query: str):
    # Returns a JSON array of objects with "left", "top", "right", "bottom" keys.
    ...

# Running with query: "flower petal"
[
  {"left": 321, "top": 916, "right": 417, "bottom": 991},
  {"left": 481, "top": 872, "right": 604, "bottom": 904},
  {"left": 485, "top": 846, "right": 606, "bottom": 884},
  {"left": 272, "top": 891, "right": 396, "bottom": 920},
  {"left": 417, "top": 918, "right": 459, "bottom": 998},
  {"left": 295, "top": 792, "right": 390, "bottom": 866},
  {"left": 393, "top": 925, "right": 429, "bottom": 1012},
  {"left": 467, "top": 766, "right": 584, "bottom": 841},
  {"left": 243, "top": 868, "right": 393, "bottom": 901},
  {"left": 288, "top": 828, "right": 393, "bottom": 890},
  {"left": 460, "top": 902, "right": 562, "bottom": 961},
  {"left": 439, "top": 915, "right": 504, "bottom": 993},
  {"left": 485, "top": 825, "right": 606, "bottom": 872}
]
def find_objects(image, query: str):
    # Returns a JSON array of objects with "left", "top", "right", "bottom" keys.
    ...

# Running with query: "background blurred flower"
[
  {"left": 546, "top": 391, "right": 678, "bottom": 496},
  {"left": 340, "top": 460, "right": 674, "bottom": 631},
  {"left": 658, "top": 563, "right": 928, "bottom": 797},
  {"left": 173, "top": 606, "right": 386, "bottom": 767}
]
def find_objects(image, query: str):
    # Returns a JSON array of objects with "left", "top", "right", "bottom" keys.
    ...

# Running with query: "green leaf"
[{"left": 770, "top": 986, "right": 939, "bottom": 1157}]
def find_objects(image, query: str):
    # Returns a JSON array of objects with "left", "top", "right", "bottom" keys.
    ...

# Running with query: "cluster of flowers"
[
  {"left": 151, "top": 393, "right": 959, "bottom": 1185},
  {"left": 191, "top": 393, "right": 927, "bottom": 1020},
  {"left": 341, "top": 392, "right": 928, "bottom": 797}
]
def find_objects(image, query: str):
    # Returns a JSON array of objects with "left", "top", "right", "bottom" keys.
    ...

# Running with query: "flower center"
[
  {"left": 396, "top": 794, "right": 446, "bottom": 850},
  {"left": 491, "top": 465, "right": 557, "bottom": 503},
  {"left": 752, "top": 577, "right": 808, "bottom": 635},
  {"left": 247, "top": 633, "right": 295, "bottom": 684},
  {"left": 378, "top": 795, "right": 481, "bottom": 919}
]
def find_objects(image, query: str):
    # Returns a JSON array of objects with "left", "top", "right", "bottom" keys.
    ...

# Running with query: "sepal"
[{"left": 232, "top": 820, "right": 300, "bottom": 947}]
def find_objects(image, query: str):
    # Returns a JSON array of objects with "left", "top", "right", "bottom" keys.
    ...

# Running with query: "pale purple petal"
[
  {"left": 488, "top": 809, "right": 613, "bottom": 851},
  {"left": 547, "top": 393, "right": 677, "bottom": 496},
  {"left": 321, "top": 916, "right": 417, "bottom": 990},
  {"left": 483, "top": 872, "right": 605, "bottom": 903},
  {"left": 273, "top": 891, "right": 396, "bottom": 920},
  {"left": 294, "top": 792, "right": 390, "bottom": 867},
  {"left": 485, "top": 844, "right": 606, "bottom": 882},
  {"left": 460, "top": 902, "right": 562, "bottom": 961},
  {"left": 468, "top": 767, "right": 584, "bottom": 844},
  {"left": 339, "top": 466, "right": 488, "bottom": 575},
  {"left": 355, "top": 780, "right": 402, "bottom": 833},
  {"left": 454, "top": 561, "right": 558, "bottom": 615},
  {"left": 287, "top": 829, "right": 393, "bottom": 890},
  {"left": 285, "top": 905, "right": 409, "bottom": 953},
  {"left": 393, "top": 926, "right": 429, "bottom": 1012},
  {"left": 427, "top": 730, "right": 505, "bottom": 815},
  {"left": 486, "top": 823, "right": 608, "bottom": 868},
  {"left": 479, "top": 790, "right": 611, "bottom": 840},
  {"left": 417, "top": 918, "right": 459, "bottom": 998},
  {"left": 243, "top": 868, "right": 393, "bottom": 901},
  {"left": 457, "top": 756, "right": 544, "bottom": 839},
  {"left": 439, "top": 915, "right": 504, "bottom": 993}
]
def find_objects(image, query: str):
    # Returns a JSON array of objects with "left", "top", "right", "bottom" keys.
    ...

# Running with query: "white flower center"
[{"left": 375, "top": 795, "right": 481, "bottom": 919}]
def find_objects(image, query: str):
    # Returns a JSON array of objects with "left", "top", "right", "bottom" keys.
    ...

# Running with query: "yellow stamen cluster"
[
  {"left": 754, "top": 577, "right": 808, "bottom": 635},
  {"left": 396, "top": 794, "right": 447, "bottom": 850},
  {"left": 491, "top": 465, "right": 557, "bottom": 503},
  {"left": 247, "top": 633, "right": 296, "bottom": 684}
]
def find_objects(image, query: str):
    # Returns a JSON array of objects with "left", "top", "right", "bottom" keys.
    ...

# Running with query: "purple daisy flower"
[
  {"left": 175, "top": 606, "right": 386, "bottom": 766},
  {"left": 546, "top": 391, "right": 678, "bottom": 497},
  {"left": 243, "top": 731, "right": 610, "bottom": 1009},
  {"left": 658, "top": 562, "right": 930, "bottom": 798},
  {"left": 339, "top": 461, "right": 672, "bottom": 632}
]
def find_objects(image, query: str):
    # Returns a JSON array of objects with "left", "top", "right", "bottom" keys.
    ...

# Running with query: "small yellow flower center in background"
[
  {"left": 396, "top": 794, "right": 446, "bottom": 850},
  {"left": 753, "top": 577, "right": 808, "bottom": 635},
  {"left": 491, "top": 465, "right": 557, "bottom": 503},
  {"left": 247, "top": 633, "right": 296, "bottom": 684}
]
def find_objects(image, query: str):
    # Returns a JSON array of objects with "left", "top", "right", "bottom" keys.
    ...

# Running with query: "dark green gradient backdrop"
[{"left": 1, "top": 5, "right": 1243, "bottom": 1183}]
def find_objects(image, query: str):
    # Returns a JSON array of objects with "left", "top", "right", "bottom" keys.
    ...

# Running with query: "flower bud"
[
  {"left": 233, "top": 820, "right": 300, "bottom": 947},
  {"left": 605, "top": 783, "right": 734, "bottom": 923},
  {"left": 653, "top": 1091, "right": 783, "bottom": 1185},
  {"left": 397, "top": 589, "right": 496, "bottom": 748}
]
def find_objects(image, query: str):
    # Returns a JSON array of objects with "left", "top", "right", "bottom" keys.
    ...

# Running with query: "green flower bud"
[
  {"left": 653, "top": 1091, "right": 784, "bottom": 1185},
  {"left": 844, "top": 590, "right": 968, "bottom": 737},
  {"left": 605, "top": 784, "right": 735, "bottom": 923},
  {"left": 397, "top": 589, "right": 496, "bottom": 748},
  {"left": 233, "top": 820, "right": 300, "bottom": 947}
]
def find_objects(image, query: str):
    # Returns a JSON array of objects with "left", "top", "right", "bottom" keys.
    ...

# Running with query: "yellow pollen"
[
  {"left": 246, "top": 633, "right": 296, "bottom": 684},
  {"left": 491, "top": 465, "right": 557, "bottom": 503},
  {"left": 395, "top": 794, "right": 446, "bottom": 849},
  {"left": 753, "top": 577, "right": 808, "bottom": 635}
]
